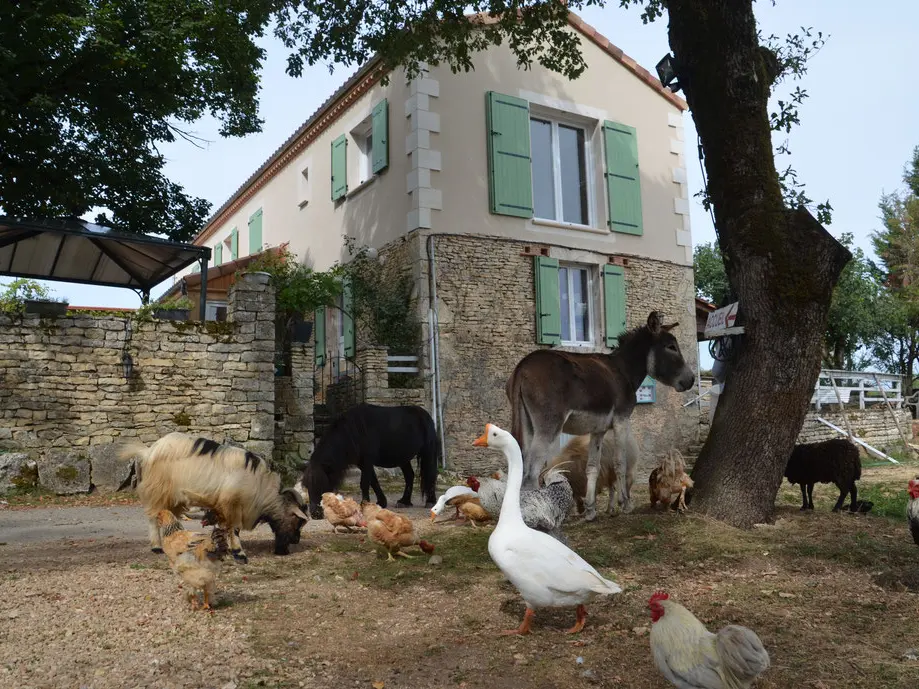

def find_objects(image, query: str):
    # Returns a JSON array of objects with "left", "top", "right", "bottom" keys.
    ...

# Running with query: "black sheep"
[{"left": 784, "top": 438, "right": 862, "bottom": 512}]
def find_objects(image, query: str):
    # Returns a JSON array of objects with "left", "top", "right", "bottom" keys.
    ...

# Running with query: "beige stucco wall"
[
  {"left": 179, "top": 24, "right": 691, "bottom": 290},
  {"left": 177, "top": 70, "right": 413, "bottom": 281},
  {"left": 426, "top": 36, "right": 690, "bottom": 266}
]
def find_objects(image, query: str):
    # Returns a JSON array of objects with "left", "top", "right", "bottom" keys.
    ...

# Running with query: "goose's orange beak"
[{"left": 473, "top": 424, "right": 491, "bottom": 447}]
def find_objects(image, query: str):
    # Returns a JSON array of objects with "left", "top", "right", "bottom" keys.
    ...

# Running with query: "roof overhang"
[{"left": 0, "top": 217, "right": 210, "bottom": 297}]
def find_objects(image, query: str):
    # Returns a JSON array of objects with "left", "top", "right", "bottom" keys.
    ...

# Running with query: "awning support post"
[{"left": 199, "top": 254, "right": 208, "bottom": 320}]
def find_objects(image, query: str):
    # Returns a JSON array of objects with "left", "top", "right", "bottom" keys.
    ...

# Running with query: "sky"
[{"left": 5, "top": 1, "right": 918, "bottom": 367}]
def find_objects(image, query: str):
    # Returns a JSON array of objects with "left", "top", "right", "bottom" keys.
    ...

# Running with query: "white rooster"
[{"left": 649, "top": 591, "right": 770, "bottom": 689}]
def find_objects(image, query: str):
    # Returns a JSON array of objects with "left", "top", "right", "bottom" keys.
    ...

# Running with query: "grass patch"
[{"left": 857, "top": 482, "right": 909, "bottom": 519}]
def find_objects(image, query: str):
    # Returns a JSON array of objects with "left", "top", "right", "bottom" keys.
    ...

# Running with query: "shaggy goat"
[
  {"left": 784, "top": 438, "right": 862, "bottom": 512},
  {"left": 121, "top": 433, "right": 309, "bottom": 562}
]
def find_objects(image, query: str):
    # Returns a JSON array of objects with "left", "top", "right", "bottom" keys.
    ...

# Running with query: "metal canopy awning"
[{"left": 0, "top": 216, "right": 210, "bottom": 305}]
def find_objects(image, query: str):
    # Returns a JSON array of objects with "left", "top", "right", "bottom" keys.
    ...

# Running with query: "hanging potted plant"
[
  {"left": 152, "top": 296, "right": 193, "bottom": 321},
  {"left": 0, "top": 279, "right": 69, "bottom": 317}
]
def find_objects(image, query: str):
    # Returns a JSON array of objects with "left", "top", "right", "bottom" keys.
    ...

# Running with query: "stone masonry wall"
[
  {"left": 274, "top": 338, "right": 315, "bottom": 473},
  {"left": 405, "top": 233, "right": 698, "bottom": 477},
  {"left": 798, "top": 407, "right": 913, "bottom": 448},
  {"left": 0, "top": 278, "right": 276, "bottom": 493}
]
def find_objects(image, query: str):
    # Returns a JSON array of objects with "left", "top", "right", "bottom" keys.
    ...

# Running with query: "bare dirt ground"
[{"left": 1, "top": 464, "right": 919, "bottom": 689}]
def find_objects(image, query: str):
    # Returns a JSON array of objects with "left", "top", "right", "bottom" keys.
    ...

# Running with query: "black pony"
[{"left": 302, "top": 403, "right": 439, "bottom": 518}]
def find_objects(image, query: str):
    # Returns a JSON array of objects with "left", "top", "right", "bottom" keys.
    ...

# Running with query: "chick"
[{"left": 156, "top": 510, "right": 229, "bottom": 610}]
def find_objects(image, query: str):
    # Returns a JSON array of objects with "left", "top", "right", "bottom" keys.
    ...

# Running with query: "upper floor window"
[
  {"left": 355, "top": 125, "right": 374, "bottom": 184},
  {"left": 530, "top": 118, "right": 590, "bottom": 226},
  {"left": 485, "top": 91, "right": 643, "bottom": 235}
]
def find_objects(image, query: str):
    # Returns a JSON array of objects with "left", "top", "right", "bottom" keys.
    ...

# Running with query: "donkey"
[{"left": 506, "top": 311, "right": 695, "bottom": 521}]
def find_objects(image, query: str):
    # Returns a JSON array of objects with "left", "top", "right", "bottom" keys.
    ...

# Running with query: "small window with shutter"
[
  {"left": 248, "top": 208, "right": 263, "bottom": 255},
  {"left": 603, "top": 264, "right": 627, "bottom": 347}
]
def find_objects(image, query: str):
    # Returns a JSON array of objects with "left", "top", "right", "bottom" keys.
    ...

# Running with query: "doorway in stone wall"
[{"left": 313, "top": 354, "right": 364, "bottom": 444}]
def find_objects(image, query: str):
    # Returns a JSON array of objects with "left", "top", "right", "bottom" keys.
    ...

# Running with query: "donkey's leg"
[
  {"left": 397, "top": 460, "right": 414, "bottom": 507},
  {"left": 583, "top": 432, "right": 605, "bottom": 522},
  {"left": 522, "top": 434, "right": 555, "bottom": 490},
  {"left": 615, "top": 419, "right": 636, "bottom": 514}
]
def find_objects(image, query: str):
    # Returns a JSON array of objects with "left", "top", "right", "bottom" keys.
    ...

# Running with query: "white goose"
[{"left": 474, "top": 423, "right": 622, "bottom": 635}]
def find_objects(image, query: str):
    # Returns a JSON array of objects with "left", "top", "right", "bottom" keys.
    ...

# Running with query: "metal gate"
[{"left": 313, "top": 354, "right": 364, "bottom": 443}]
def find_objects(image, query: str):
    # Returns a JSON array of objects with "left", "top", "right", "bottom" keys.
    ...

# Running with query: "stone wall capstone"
[{"left": 0, "top": 278, "right": 277, "bottom": 493}]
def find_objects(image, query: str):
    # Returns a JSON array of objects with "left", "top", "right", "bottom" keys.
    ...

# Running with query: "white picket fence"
[{"left": 811, "top": 370, "right": 903, "bottom": 410}]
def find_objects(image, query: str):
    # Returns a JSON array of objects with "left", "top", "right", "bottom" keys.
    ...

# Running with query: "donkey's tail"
[{"left": 507, "top": 370, "right": 527, "bottom": 451}]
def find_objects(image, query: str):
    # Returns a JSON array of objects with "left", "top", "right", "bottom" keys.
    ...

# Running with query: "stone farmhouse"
[{"left": 172, "top": 11, "right": 700, "bottom": 474}]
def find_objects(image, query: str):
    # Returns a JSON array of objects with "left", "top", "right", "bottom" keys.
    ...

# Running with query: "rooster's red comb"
[{"left": 649, "top": 591, "right": 670, "bottom": 604}]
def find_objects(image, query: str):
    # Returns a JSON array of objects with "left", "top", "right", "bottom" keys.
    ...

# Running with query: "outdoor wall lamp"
[
  {"left": 655, "top": 54, "right": 682, "bottom": 93},
  {"left": 122, "top": 351, "right": 134, "bottom": 379}
]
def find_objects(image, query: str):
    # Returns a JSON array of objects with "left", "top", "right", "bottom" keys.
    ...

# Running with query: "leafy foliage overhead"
[{"left": 0, "top": 0, "right": 279, "bottom": 241}]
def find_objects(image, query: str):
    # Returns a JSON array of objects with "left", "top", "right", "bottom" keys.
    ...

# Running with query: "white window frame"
[
  {"left": 529, "top": 110, "right": 596, "bottom": 229},
  {"left": 350, "top": 118, "right": 374, "bottom": 186},
  {"left": 204, "top": 300, "right": 228, "bottom": 322},
  {"left": 296, "top": 161, "right": 311, "bottom": 208},
  {"left": 558, "top": 263, "right": 594, "bottom": 346}
]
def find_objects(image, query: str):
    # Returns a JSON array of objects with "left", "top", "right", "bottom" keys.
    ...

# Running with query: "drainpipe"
[{"left": 426, "top": 234, "right": 446, "bottom": 467}]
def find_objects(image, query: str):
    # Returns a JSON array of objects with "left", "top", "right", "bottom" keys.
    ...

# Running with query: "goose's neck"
[{"left": 498, "top": 443, "right": 525, "bottom": 526}]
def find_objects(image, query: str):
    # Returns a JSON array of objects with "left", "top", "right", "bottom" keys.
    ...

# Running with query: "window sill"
[
  {"left": 559, "top": 341, "right": 596, "bottom": 349},
  {"left": 531, "top": 218, "right": 609, "bottom": 235},
  {"left": 346, "top": 175, "right": 377, "bottom": 199}
]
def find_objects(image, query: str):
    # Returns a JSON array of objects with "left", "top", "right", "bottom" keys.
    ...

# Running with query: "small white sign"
[{"left": 704, "top": 302, "right": 739, "bottom": 337}]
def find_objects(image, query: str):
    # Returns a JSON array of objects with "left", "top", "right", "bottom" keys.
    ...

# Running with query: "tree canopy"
[
  {"left": 870, "top": 145, "right": 919, "bottom": 395},
  {"left": 0, "top": 0, "right": 279, "bottom": 241}
]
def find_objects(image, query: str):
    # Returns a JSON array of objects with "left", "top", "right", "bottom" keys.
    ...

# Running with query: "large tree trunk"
[{"left": 666, "top": 0, "right": 851, "bottom": 527}]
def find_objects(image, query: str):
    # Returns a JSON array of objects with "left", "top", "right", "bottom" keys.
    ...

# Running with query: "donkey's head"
[{"left": 645, "top": 311, "right": 695, "bottom": 392}]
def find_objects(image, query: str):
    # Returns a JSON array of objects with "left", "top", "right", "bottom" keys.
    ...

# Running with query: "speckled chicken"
[
  {"left": 321, "top": 492, "right": 366, "bottom": 533},
  {"left": 156, "top": 510, "right": 229, "bottom": 610},
  {"left": 467, "top": 466, "right": 574, "bottom": 543}
]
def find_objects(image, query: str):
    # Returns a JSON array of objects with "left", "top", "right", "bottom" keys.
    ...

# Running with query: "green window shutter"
[
  {"left": 534, "top": 256, "right": 561, "bottom": 345},
  {"left": 230, "top": 227, "right": 238, "bottom": 260},
  {"left": 342, "top": 278, "right": 355, "bottom": 358},
  {"left": 214, "top": 243, "right": 223, "bottom": 265},
  {"left": 191, "top": 263, "right": 200, "bottom": 274},
  {"left": 371, "top": 99, "right": 389, "bottom": 174},
  {"left": 248, "top": 209, "right": 263, "bottom": 255},
  {"left": 486, "top": 91, "right": 533, "bottom": 218},
  {"left": 314, "top": 306, "right": 326, "bottom": 367},
  {"left": 603, "top": 121, "right": 643, "bottom": 235},
  {"left": 331, "top": 134, "right": 348, "bottom": 200},
  {"left": 603, "top": 264, "right": 627, "bottom": 347}
]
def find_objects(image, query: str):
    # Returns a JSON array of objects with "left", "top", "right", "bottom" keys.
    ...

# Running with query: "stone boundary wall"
[
  {"left": 694, "top": 406, "right": 914, "bottom": 459},
  {"left": 798, "top": 407, "right": 913, "bottom": 448},
  {"left": 0, "top": 279, "right": 276, "bottom": 494}
]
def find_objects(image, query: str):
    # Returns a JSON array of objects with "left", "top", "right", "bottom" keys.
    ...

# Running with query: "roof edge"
[{"left": 564, "top": 12, "right": 687, "bottom": 112}]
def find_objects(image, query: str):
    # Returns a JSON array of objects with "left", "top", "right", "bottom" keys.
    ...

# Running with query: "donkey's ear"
[
  {"left": 662, "top": 322, "right": 680, "bottom": 332},
  {"left": 647, "top": 311, "right": 664, "bottom": 333}
]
